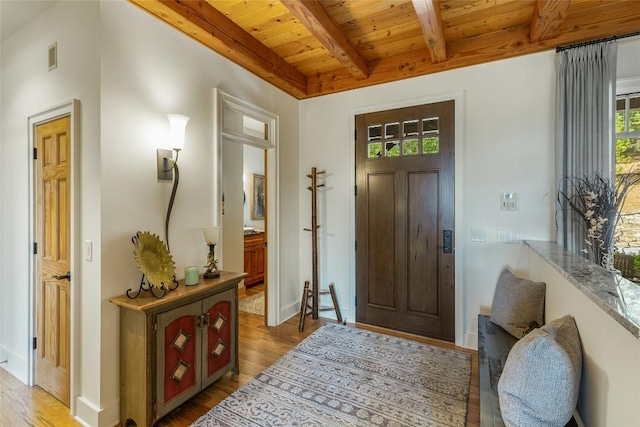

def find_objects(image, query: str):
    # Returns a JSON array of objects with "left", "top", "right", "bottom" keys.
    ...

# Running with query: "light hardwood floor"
[{"left": 0, "top": 309, "right": 479, "bottom": 427}]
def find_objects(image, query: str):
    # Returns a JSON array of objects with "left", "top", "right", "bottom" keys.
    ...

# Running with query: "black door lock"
[{"left": 443, "top": 230, "right": 452, "bottom": 253}]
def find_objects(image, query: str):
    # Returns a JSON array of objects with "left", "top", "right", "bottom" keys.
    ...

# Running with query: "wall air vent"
[{"left": 48, "top": 42, "right": 57, "bottom": 71}]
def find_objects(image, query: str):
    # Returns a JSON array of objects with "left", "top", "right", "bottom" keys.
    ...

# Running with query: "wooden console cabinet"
[
  {"left": 244, "top": 232, "right": 265, "bottom": 286},
  {"left": 110, "top": 271, "right": 245, "bottom": 427}
]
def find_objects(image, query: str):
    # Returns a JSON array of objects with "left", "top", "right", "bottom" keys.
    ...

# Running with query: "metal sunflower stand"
[{"left": 127, "top": 231, "right": 179, "bottom": 299}]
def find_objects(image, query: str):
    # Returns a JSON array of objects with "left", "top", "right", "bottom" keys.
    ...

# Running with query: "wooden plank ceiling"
[{"left": 131, "top": 0, "right": 640, "bottom": 99}]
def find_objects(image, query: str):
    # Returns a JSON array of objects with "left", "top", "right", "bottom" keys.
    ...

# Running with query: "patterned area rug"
[
  {"left": 192, "top": 323, "right": 471, "bottom": 426},
  {"left": 238, "top": 291, "right": 264, "bottom": 315}
]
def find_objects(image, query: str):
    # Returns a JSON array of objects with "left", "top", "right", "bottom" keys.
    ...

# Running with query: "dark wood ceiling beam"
[
  {"left": 279, "top": 0, "right": 369, "bottom": 80},
  {"left": 129, "top": 0, "right": 308, "bottom": 98},
  {"left": 132, "top": 0, "right": 640, "bottom": 100},
  {"left": 308, "top": 2, "right": 640, "bottom": 97},
  {"left": 412, "top": 0, "right": 447, "bottom": 63},
  {"left": 530, "top": 0, "right": 571, "bottom": 43}
]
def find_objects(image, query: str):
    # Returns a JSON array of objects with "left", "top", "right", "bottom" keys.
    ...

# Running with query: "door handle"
[
  {"left": 443, "top": 230, "right": 452, "bottom": 253},
  {"left": 53, "top": 271, "right": 71, "bottom": 281}
]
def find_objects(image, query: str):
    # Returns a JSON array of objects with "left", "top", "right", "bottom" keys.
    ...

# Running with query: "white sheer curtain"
[{"left": 556, "top": 41, "right": 618, "bottom": 254}]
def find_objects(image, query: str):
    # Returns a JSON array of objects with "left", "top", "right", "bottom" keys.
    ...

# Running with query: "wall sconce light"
[
  {"left": 158, "top": 114, "right": 189, "bottom": 251},
  {"left": 203, "top": 227, "right": 221, "bottom": 279}
]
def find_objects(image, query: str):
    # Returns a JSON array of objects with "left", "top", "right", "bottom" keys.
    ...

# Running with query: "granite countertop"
[
  {"left": 243, "top": 227, "right": 264, "bottom": 236},
  {"left": 525, "top": 240, "right": 640, "bottom": 339}
]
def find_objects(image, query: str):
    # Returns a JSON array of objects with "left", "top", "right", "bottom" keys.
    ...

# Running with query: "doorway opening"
[
  {"left": 214, "top": 89, "right": 279, "bottom": 326},
  {"left": 240, "top": 146, "right": 267, "bottom": 316}
]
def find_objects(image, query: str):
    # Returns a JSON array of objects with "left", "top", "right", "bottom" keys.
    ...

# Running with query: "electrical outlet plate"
[
  {"left": 497, "top": 230, "right": 520, "bottom": 243},
  {"left": 470, "top": 228, "right": 486, "bottom": 242}
]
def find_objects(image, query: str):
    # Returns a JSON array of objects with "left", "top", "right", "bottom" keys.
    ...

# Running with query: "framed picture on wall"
[{"left": 251, "top": 173, "right": 265, "bottom": 220}]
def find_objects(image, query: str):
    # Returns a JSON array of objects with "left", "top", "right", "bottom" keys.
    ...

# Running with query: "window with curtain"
[
  {"left": 615, "top": 93, "right": 640, "bottom": 262},
  {"left": 556, "top": 41, "right": 618, "bottom": 260}
]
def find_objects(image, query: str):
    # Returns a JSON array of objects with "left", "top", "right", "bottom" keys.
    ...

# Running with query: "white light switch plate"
[{"left": 501, "top": 192, "right": 517, "bottom": 211}]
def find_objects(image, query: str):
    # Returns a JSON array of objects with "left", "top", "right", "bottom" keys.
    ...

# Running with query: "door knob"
[{"left": 53, "top": 271, "right": 71, "bottom": 281}]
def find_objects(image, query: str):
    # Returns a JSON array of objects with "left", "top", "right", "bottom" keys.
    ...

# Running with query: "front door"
[
  {"left": 36, "top": 116, "right": 71, "bottom": 406},
  {"left": 355, "top": 101, "right": 455, "bottom": 341}
]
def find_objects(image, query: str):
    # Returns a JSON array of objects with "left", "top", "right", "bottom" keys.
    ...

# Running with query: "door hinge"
[
  {"left": 33, "top": 147, "right": 37, "bottom": 160},
  {"left": 355, "top": 295, "right": 357, "bottom": 306},
  {"left": 354, "top": 129, "right": 357, "bottom": 141},
  {"left": 153, "top": 322, "right": 158, "bottom": 332},
  {"left": 355, "top": 240, "right": 357, "bottom": 251},
  {"left": 33, "top": 337, "right": 37, "bottom": 350},
  {"left": 354, "top": 185, "right": 357, "bottom": 196},
  {"left": 264, "top": 241, "right": 268, "bottom": 248},
  {"left": 33, "top": 242, "right": 37, "bottom": 255}
]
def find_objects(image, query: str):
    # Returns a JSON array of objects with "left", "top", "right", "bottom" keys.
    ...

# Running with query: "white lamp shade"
[
  {"left": 167, "top": 114, "right": 189, "bottom": 151},
  {"left": 203, "top": 227, "right": 221, "bottom": 245}
]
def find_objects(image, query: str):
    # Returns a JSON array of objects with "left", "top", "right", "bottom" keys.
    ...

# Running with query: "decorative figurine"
[{"left": 203, "top": 227, "right": 221, "bottom": 279}]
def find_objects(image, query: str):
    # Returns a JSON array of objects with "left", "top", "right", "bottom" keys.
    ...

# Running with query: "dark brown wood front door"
[{"left": 355, "top": 101, "right": 455, "bottom": 341}]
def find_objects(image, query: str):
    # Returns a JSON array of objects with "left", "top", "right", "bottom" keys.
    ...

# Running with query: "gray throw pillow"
[
  {"left": 490, "top": 269, "right": 546, "bottom": 339},
  {"left": 498, "top": 315, "right": 582, "bottom": 427}
]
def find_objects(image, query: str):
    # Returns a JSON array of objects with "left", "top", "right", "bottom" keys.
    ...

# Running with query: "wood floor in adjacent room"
[{"left": 0, "top": 311, "right": 480, "bottom": 427}]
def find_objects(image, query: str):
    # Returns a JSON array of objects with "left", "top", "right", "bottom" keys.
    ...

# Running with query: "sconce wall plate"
[{"left": 157, "top": 149, "right": 173, "bottom": 180}]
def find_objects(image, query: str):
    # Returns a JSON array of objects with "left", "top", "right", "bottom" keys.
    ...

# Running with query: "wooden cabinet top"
[
  {"left": 110, "top": 271, "right": 246, "bottom": 313},
  {"left": 244, "top": 232, "right": 265, "bottom": 245}
]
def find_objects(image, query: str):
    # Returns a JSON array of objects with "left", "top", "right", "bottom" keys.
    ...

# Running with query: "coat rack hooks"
[{"left": 299, "top": 167, "right": 343, "bottom": 332}]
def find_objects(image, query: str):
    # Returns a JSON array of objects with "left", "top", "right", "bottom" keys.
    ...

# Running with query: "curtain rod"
[{"left": 556, "top": 32, "right": 640, "bottom": 52}]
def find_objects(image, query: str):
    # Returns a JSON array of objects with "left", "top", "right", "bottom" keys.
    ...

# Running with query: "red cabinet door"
[
  {"left": 202, "top": 289, "right": 236, "bottom": 389},
  {"left": 156, "top": 301, "right": 201, "bottom": 418}
]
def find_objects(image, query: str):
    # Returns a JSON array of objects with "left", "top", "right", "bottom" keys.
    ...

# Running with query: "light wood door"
[
  {"left": 355, "top": 101, "right": 455, "bottom": 341},
  {"left": 36, "top": 116, "right": 71, "bottom": 406}
]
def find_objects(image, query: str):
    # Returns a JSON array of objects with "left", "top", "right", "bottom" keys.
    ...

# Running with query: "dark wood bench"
[{"left": 478, "top": 314, "right": 578, "bottom": 427}]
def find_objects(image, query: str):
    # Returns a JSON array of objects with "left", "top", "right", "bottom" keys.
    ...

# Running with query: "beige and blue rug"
[
  {"left": 192, "top": 323, "right": 471, "bottom": 426},
  {"left": 238, "top": 291, "right": 264, "bottom": 316}
]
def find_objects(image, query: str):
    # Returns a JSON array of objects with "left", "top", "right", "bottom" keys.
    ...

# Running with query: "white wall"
[
  {"left": 299, "top": 52, "right": 558, "bottom": 344},
  {"left": 298, "top": 35, "right": 640, "bottom": 347},
  {"left": 99, "top": 2, "right": 299, "bottom": 425},
  {"left": 618, "top": 36, "right": 640, "bottom": 79},
  {"left": 1, "top": 1, "right": 299, "bottom": 425},
  {"left": 2, "top": 1, "right": 638, "bottom": 424},
  {"left": 0, "top": 0, "right": 102, "bottom": 418}
]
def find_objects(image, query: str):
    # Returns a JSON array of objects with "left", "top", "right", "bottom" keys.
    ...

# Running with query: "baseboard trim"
[
  {"left": 464, "top": 331, "right": 478, "bottom": 350},
  {"left": 280, "top": 300, "right": 300, "bottom": 322},
  {"left": 75, "top": 396, "right": 119, "bottom": 427},
  {"left": 0, "top": 345, "right": 28, "bottom": 384}
]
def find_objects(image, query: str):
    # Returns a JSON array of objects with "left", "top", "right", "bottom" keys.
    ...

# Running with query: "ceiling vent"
[{"left": 48, "top": 42, "right": 57, "bottom": 71}]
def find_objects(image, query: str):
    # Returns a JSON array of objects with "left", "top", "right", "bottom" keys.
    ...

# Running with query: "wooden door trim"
[
  {"left": 28, "top": 99, "right": 80, "bottom": 413},
  {"left": 349, "top": 92, "right": 466, "bottom": 346}
]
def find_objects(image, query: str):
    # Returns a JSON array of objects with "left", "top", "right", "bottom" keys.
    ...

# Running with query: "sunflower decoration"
[{"left": 132, "top": 231, "right": 176, "bottom": 289}]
